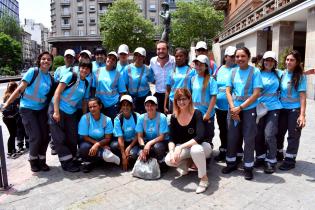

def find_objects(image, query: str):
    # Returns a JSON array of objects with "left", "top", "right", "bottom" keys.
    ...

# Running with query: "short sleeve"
[
  {"left": 225, "top": 70, "right": 233, "bottom": 87},
  {"left": 209, "top": 77, "right": 218, "bottom": 95},
  {"left": 54, "top": 67, "right": 61, "bottom": 82},
  {"left": 159, "top": 113, "right": 169, "bottom": 134},
  {"left": 22, "top": 68, "right": 35, "bottom": 84},
  {"left": 298, "top": 75, "right": 307, "bottom": 92},
  {"left": 78, "top": 114, "right": 89, "bottom": 136},
  {"left": 166, "top": 71, "right": 172, "bottom": 86},
  {"left": 253, "top": 68, "right": 263, "bottom": 89},
  {"left": 122, "top": 66, "right": 129, "bottom": 86},
  {"left": 118, "top": 73, "right": 127, "bottom": 93},
  {"left": 104, "top": 116, "right": 113, "bottom": 134},
  {"left": 147, "top": 66, "right": 155, "bottom": 83},
  {"left": 113, "top": 116, "right": 123, "bottom": 137},
  {"left": 59, "top": 72, "right": 73, "bottom": 85}
]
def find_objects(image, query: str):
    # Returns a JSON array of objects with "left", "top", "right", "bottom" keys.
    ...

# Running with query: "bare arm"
[
  {"left": 164, "top": 85, "right": 171, "bottom": 114},
  {"left": 3, "top": 81, "right": 28, "bottom": 109},
  {"left": 298, "top": 92, "right": 306, "bottom": 128},
  {"left": 204, "top": 95, "right": 216, "bottom": 121}
]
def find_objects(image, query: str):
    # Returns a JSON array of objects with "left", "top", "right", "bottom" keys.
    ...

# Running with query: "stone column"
[
  {"left": 272, "top": 21, "right": 294, "bottom": 61},
  {"left": 305, "top": 7, "right": 315, "bottom": 99},
  {"left": 256, "top": 30, "right": 268, "bottom": 56}
]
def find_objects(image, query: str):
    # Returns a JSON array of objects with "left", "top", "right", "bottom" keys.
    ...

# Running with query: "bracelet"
[{"left": 239, "top": 105, "right": 243, "bottom": 110}]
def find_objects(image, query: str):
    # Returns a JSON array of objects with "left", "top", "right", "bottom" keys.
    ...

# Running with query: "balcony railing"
[
  {"left": 61, "top": 12, "right": 71, "bottom": 17},
  {"left": 60, "top": 0, "right": 70, "bottom": 6},
  {"left": 218, "top": 0, "right": 303, "bottom": 42},
  {"left": 213, "top": 0, "right": 228, "bottom": 10},
  {"left": 61, "top": 24, "right": 71, "bottom": 29}
]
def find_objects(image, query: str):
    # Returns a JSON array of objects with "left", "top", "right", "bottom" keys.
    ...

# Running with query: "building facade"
[
  {"left": 0, "top": 0, "right": 19, "bottom": 22},
  {"left": 23, "top": 19, "right": 50, "bottom": 52},
  {"left": 48, "top": 0, "right": 178, "bottom": 55},
  {"left": 21, "top": 30, "right": 32, "bottom": 68},
  {"left": 212, "top": 0, "right": 315, "bottom": 99}
]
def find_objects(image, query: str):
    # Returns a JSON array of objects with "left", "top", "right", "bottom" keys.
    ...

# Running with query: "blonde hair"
[{"left": 173, "top": 88, "right": 194, "bottom": 117}]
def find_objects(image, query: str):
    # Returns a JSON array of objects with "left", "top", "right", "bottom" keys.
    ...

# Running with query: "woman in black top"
[{"left": 165, "top": 88, "right": 212, "bottom": 194}]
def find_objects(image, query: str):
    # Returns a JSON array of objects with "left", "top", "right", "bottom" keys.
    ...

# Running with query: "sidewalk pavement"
[{"left": 0, "top": 100, "right": 315, "bottom": 210}]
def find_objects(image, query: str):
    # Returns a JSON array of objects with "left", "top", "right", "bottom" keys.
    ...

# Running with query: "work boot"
[
  {"left": 39, "top": 159, "right": 50, "bottom": 171},
  {"left": 222, "top": 162, "right": 238, "bottom": 174},
  {"left": 276, "top": 151, "right": 284, "bottom": 162},
  {"left": 61, "top": 159, "right": 80, "bottom": 172},
  {"left": 254, "top": 158, "right": 265, "bottom": 168},
  {"left": 264, "top": 162, "right": 276, "bottom": 174},
  {"left": 29, "top": 159, "right": 40, "bottom": 172},
  {"left": 244, "top": 167, "right": 253, "bottom": 180},
  {"left": 279, "top": 158, "right": 295, "bottom": 171},
  {"left": 214, "top": 150, "right": 226, "bottom": 162}
]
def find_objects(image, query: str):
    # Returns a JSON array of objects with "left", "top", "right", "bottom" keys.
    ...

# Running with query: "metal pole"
[{"left": 0, "top": 125, "right": 10, "bottom": 190}]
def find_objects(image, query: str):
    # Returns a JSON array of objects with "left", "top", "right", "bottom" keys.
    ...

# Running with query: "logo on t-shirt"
[{"left": 188, "top": 128, "right": 194, "bottom": 134}]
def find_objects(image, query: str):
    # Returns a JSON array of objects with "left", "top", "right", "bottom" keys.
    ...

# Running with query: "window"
[
  {"left": 64, "top": 31, "right": 70, "bottom": 36},
  {"left": 78, "top": 30, "right": 84, "bottom": 36},
  {"left": 63, "top": 6, "right": 70, "bottom": 14},
  {"left": 90, "top": 18, "right": 96, "bottom": 25},
  {"left": 149, "top": 4, "right": 156, "bottom": 12},
  {"left": 89, "top": 5, "right": 95, "bottom": 12},
  {"left": 77, "top": 19, "right": 84, "bottom": 25},
  {"left": 150, "top": 17, "right": 155, "bottom": 23},
  {"left": 63, "top": 18, "right": 69, "bottom": 24},
  {"left": 77, "top": 6, "right": 83, "bottom": 13}
]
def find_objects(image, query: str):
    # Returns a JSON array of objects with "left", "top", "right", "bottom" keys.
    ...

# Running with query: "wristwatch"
[{"left": 139, "top": 144, "right": 145, "bottom": 149}]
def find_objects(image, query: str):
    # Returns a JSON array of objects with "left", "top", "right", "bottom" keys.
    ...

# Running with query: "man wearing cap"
[
  {"left": 93, "top": 47, "right": 107, "bottom": 72},
  {"left": 150, "top": 40, "right": 175, "bottom": 113},
  {"left": 194, "top": 41, "right": 217, "bottom": 75},
  {"left": 136, "top": 95, "right": 168, "bottom": 163},
  {"left": 123, "top": 47, "right": 154, "bottom": 114},
  {"left": 54, "top": 49, "right": 76, "bottom": 82},
  {"left": 117, "top": 44, "right": 130, "bottom": 73}
]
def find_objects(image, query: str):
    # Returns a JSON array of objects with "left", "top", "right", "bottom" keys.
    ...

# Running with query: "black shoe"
[
  {"left": 159, "top": 162, "right": 169, "bottom": 174},
  {"left": 244, "top": 168, "right": 253, "bottom": 180},
  {"left": 214, "top": 151, "right": 226, "bottom": 162},
  {"left": 254, "top": 159, "right": 265, "bottom": 168},
  {"left": 279, "top": 160, "right": 295, "bottom": 171},
  {"left": 39, "top": 159, "right": 50, "bottom": 171},
  {"left": 276, "top": 151, "right": 284, "bottom": 162},
  {"left": 29, "top": 159, "right": 40, "bottom": 172},
  {"left": 222, "top": 164, "right": 238, "bottom": 174},
  {"left": 82, "top": 162, "right": 93, "bottom": 173},
  {"left": 61, "top": 160, "right": 80, "bottom": 172},
  {"left": 264, "top": 162, "right": 275, "bottom": 174}
]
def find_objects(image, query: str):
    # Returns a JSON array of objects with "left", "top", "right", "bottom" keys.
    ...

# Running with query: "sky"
[{"left": 18, "top": 0, "right": 51, "bottom": 28}]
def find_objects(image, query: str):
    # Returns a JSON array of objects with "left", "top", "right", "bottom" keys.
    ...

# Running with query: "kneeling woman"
[
  {"left": 78, "top": 97, "right": 120, "bottom": 173},
  {"left": 165, "top": 88, "right": 212, "bottom": 194},
  {"left": 49, "top": 61, "right": 91, "bottom": 172},
  {"left": 112, "top": 95, "right": 140, "bottom": 170},
  {"left": 135, "top": 96, "right": 168, "bottom": 163}
]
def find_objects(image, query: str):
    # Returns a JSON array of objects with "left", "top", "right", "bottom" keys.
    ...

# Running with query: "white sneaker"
[
  {"left": 178, "top": 168, "right": 189, "bottom": 176},
  {"left": 196, "top": 180, "right": 209, "bottom": 194}
]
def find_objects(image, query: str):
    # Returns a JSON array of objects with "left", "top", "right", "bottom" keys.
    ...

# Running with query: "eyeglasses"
[{"left": 177, "top": 97, "right": 188, "bottom": 102}]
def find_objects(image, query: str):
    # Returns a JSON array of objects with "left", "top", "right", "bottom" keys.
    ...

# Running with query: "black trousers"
[
  {"left": 154, "top": 92, "right": 166, "bottom": 113},
  {"left": 215, "top": 109, "right": 228, "bottom": 151}
]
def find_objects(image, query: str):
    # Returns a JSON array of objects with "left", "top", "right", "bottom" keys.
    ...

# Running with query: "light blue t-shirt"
[
  {"left": 258, "top": 70, "right": 282, "bottom": 111},
  {"left": 113, "top": 113, "right": 140, "bottom": 142},
  {"left": 20, "top": 67, "right": 52, "bottom": 110},
  {"left": 53, "top": 71, "right": 89, "bottom": 114},
  {"left": 226, "top": 66, "right": 263, "bottom": 110},
  {"left": 215, "top": 65, "right": 237, "bottom": 110},
  {"left": 54, "top": 65, "right": 73, "bottom": 82},
  {"left": 92, "top": 61, "right": 105, "bottom": 72},
  {"left": 166, "top": 65, "right": 195, "bottom": 102},
  {"left": 92, "top": 67, "right": 126, "bottom": 107},
  {"left": 117, "top": 62, "right": 128, "bottom": 74},
  {"left": 78, "top": 113, "right": 113, "bottom": 141},
  {"left": 73, "top": 66, "right": 92, "bottom": 109},
  {"left": 190, "top": 75, "right": 218, "bottom": 117},
  {"left": 135, "top": 112, "right": 169, "bottom": 142},
  {"left": 280, "top": 70, "right": 307, "bottom": 109},
  {"left": 123, "top": 64, "right": 154, "bottom": 97}
]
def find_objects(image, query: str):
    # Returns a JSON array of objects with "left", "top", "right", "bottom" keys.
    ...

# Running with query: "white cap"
[
  {"left": 263, "top": 51, "right": 277, "bottom": 62},
  {"left": 118, "top": 44, "right": 129, "bottom": 54},
  {"left": 224, "top": 46, "right": 237, "bottom": 56},
  {"left": 80, "top": 50, "right": 92, "bottom": 59},
  {"left": 195, "top": 41, "right": 207, "bottom": 50},
  {"left": 144, "top": 95, "right": 158, "bottom": 105},
  {"left": 120, "top": 95, "right": 133, "bottom": 104},
  {"left": 108, "top": 51, "right": 118, "bottom": 60},
  {"left": 134, "top": 47, "right": 146, "bottom": 57},
  {"left": 64, "top": 49, "right": 75, "bottom": 57},
  {"left": 193, "top": 55, "right": 210, "bottom": 67}
]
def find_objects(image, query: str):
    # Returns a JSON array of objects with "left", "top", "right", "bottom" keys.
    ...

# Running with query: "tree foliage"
[
  {"left": 0, "top": 11, "right": 22, "bottom": 41},
  {"left": 99, "top": 0, "right": 155, "bottom": 52},
  {"left": 0, "top": 32, "right": 22, "bottom": 74},
  {"left": 52, "top": 55, "right": 65, "bottom": 72},
  {"left": 170, "top": 0, "right": 224, "bottom": 50}
]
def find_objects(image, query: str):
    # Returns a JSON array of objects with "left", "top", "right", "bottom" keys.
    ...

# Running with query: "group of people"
[{"left": 1, "top": 40, "right": 307, "bottom": 194}]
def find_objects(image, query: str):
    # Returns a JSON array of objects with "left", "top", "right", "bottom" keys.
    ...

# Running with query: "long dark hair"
[
  {"left": 286, "top": 50, "right": 303, "bottom": 90},
  {"left": 37, "top": 51, "right": 53, "bottom": 71}
]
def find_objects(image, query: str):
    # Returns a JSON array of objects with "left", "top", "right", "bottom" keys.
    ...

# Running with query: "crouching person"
[
  {"left": 165, "top": 88, "right": 212, "bottom": 194},
  {"left": 136, "top": 96, "right": 168, "bottom": 165},
  {"left": 79, "top": 97, "right": 120, "bottom": 173},
  {"left": 49, "top": 61, "right": 90, "bottom": 172},
  {"left": 111, "top": 95, "right": 140, "bottom": 171}
]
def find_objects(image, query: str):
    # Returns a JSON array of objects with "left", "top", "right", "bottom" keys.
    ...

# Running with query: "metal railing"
[
  {"left": 218, "top": 0, "right": 302, "bottom": 42},
  {"left": 0, "top": 125, "right": 10, "bottom": 190}
]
